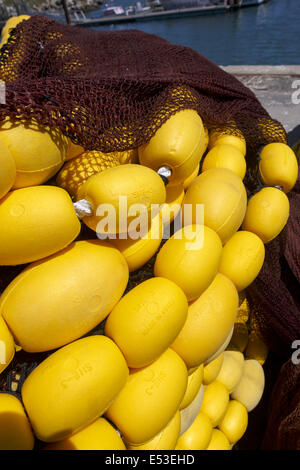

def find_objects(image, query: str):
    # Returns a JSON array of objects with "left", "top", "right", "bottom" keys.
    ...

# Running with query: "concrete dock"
[{"left": 222, "top": 65, "right": 300, "bottom": 134}]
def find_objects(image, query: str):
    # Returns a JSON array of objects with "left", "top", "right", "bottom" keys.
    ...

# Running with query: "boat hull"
[{"left": 74, "top": 5, "right": 230, "bottom": 27}]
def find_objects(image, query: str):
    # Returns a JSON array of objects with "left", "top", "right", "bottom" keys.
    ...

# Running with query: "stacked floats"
[{"left": 0, "top": 49, "right": 298, "bottom": 450}]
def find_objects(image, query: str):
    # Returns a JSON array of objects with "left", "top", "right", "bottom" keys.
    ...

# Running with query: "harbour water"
[{"left": 84, "top": 0, "right": 300, "bottom": 65}]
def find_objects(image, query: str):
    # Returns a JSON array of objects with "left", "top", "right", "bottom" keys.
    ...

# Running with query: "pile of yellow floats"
[{"left": 0, "top": 15, "right": 299, "bottom": 452}]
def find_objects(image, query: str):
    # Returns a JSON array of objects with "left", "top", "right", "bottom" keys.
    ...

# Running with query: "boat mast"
[{"left": 61, "top": 0, "right": 71, "bottom": 24}]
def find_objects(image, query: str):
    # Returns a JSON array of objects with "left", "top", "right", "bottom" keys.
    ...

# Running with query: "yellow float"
[
  {"left": 0, "top": 316, "right": 15, "bottom": 375},
  {"left": 218, "top": 400, "right": 248, "bottom": 445},
  {"left": 44, "top": 418, "right": 126, "bottom": 450},
  {"left": 242, "top": 187, "right": 290, "bottom": 243},
  {"left": 219, "top": 231, "right": 265, "bottom": 292},
  {"left": 0, "top": 241, "right": 128, "bottom": 352},
  {"left": 105, "top": 348, "right": 188, "bottom": 445},
  {"left": 259, "top": 142, "right": 298, "bottom": 193},
  {"left": 0, "top": 393, "right": 34, "bottom": 450},
  {"left": 171, "top": 273, "right": 238, "bottom": 368},
  {"left": 21, "top": 335, "right": 129, "bottom": 442},
  {"left": 182, "top": 168, "right": 247, "bottom": 244},
  {"left": 0, "top": 140, "right": 16, "bottom": 199},
  {"left": 105, "top": 277, "right": 188, "bottom": 368},
  {"left": 0, "top": 119, "right": 68, "bottom": 188},
  {"left": 0, "top": 186, "right": 81, "bottom": 266},
  {"left": 202, "top": 144, "right": 246, "bottom": 179},
  {"left": 138, "top": 110, "right": 206, "bottom": 185},
  {"left": 127, "top": 411, "right": 181, "bottom": 450},
  {"left": 154, "top": 225, "right": 222, "bottom": 302},
  {"left": 77, "top": 164, "right": 166, "bottom": 234}
]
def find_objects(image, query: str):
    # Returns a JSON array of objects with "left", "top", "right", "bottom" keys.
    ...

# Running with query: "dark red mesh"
[
  {"left": 0, "top": 15, "right": 286, "bottom": 156},
  {"left": 247, "top": 174, "right": 300, "bottom": 357},
  {"left": 262, "top": 360, "right": 300, "bottom": 450}
]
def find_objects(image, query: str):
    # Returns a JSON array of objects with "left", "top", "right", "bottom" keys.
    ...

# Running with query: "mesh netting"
[
  {"left": 262, "top": 359, "right": 300, "bottom": 450},
  {"left": 0, "top": 15, "right": 286, "bottom": 157},
  {"left": 247, "top": 175, "right": 300, "bottom": 358}
]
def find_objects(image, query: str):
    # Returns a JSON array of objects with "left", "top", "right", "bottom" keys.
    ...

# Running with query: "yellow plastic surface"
[
  {"left": 105, "top": 348, "right": 188, "bottom": 445},
  {"left": 21, "top": 335, "right": 129, "bottom": 442},
  {"left": 171, "top": 273, "right": 238, "bottom": 368},
  {"left": 138, "top": 110, "right": 206, "bottom": 184},
  {"left": 219, "top": 231, "right": 265, "bottom": 291},
  {"left": 0, "top": 240, "right": 129, "bottom": 352},
  {"left": 0, "top": 186, "right": 81, "bottom": 265},
  {"left": 154, "top": 225, "right": 222, "bottom": 302},
  {"left": 183, "top": 168, "right": 247, "bottom": 244},
  {"left": 242, "top": 187, "right": 290, "bottom": 243},
  {"left": 0, "top": 393, "right": 34, "bottom": 450}
]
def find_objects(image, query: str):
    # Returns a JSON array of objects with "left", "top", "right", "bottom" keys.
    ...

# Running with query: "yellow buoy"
[
  {"left": 0, "top": 316, "right": 15, "bottom": 376},
  {"left": 44, "top": 418, "right": 126, "bottom": 450},
  {"left": 154, "top": 225, "right": 222, "bottom": 302},
  {"left": 215, "top": 350, "right": 244, "bottom": 393},
  {"left": 259, "top": 143, "right": 298, "bottom": 193},
  {"left": 175, "top": 411, "right": 212, "bottom": 450},
  {"left": 160, "top": 183, "right": 185, "bottom": 227},
  {"left": 231, "top": 359, "right": 265, "bottom": 412},
  {"left": 209, "top": 129, "right": 246, "bottom": 156},
  {"left": 206, "top": 429, "right": 231, "bottom": 450},
  {"left": 205, "top": 327, "right": 234, "bottom": 363},
  {"left": 0, "top": 186, "right": 81, "bottom": 266},
  {"left": 0, "top": 241, "right": 129, "bottom": 353},
  {"left": 202, "top": 144, "right": 246, "bottom": 180},
  {"left": 105, "top": 277, "right": 188, "bottom": 368},
  {"left": 218, "top": 400, "right": 248, "bottom": 444},
  {"left": 179, "top": 384, "right": 204, "bottom": 435},
  {"left": 66, "top": 139, "right": 85, "bottom": 161},
  {"left": 110, "top": 213, "right": 163, "bottom": 272},
  {"left": 1, "top": 15, "right": 30, "bottom": 38},
  {"left": 204, "top": 126, "right": 209, "bottom": 152},
  {"left": 203, "top": 353, "right": 224, "bottom": 386},
  {"left": 171, "top": 273, "right": 238, "bottom": 368},
  {"left": 57, "top": 148, "right": 138, "bottom": 198},
  {"left": 1, "top": 15, "right": 30, "bottom": 48},
  {"left": 201, "top": 381, "right": 230, "bottom": 427},
  {"left": 219, "top": 231, "right": 265, "bottom": 291},
  {"left": 127, "top": 411, "right": 181, "bottom": 450},
  {"left": 182, "top": 168, "right": 247, "bottom": 244},
  {"left": 21, "top": 335, "right": 129, "bottom": 443},
  {"left": 183, "top": 164, "right": 200, "bottom": 190},
  {"left": 0, "top": 119, "right": 68, "bottom": 188},
  {"left": 77, "top": 164, "right": 166, "bottom": 234},
  {"left": 0, "top": 393, "right": 34, "bottom": 450},
  {"left": 138, "top": 110, "right": 206, "bottom": 185},
  {"left": 179, "top": 364, "right": 204, "bottom": 410},
  {"left": 242, "top": 187, "right": 289, "bottom": 243},
  {"left": 105, "top": 348, "right": 188, "bottom": 445},
  {"left": 0, "top": 140, "right": 16, "bottom": 199}
]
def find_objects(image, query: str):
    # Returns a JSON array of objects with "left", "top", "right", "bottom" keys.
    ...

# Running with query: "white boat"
[{"left": 74, "top": 0, "right": 271, "bottom": 26}]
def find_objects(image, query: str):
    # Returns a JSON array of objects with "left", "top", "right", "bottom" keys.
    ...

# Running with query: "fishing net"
[
  {"left": 246, "top": 174, "right": 300, "bottom": 358},
  {"left": 0, "top": 15, "right": 298, "bottom": 449},
  {"left": 262, "top": 359, "right": 300, "bottom": 450},
  {"left": 0, "top": 14, "right": 286, "bottom": 158}
]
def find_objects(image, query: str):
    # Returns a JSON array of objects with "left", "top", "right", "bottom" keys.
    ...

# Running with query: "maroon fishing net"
[
  {"left": 247, "top": 174, "right": 300, "bottom": 358},
  {"left": 0, "top": 14, "right": 298, "bottom": 449},
  {"left": 262, "top": 359, "right": 300, "bottom": 450},
  {"left": 0, "top": 14, "right": 286, "bottom": 157}
]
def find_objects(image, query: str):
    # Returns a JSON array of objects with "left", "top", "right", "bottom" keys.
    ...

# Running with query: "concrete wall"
[{"left": 222, "top": 65, "right": 300, "bottom": 133}]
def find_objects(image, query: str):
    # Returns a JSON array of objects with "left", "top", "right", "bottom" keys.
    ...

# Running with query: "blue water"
[{"left": 84, "top": 0, "right": 300, "bottom": 65}]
